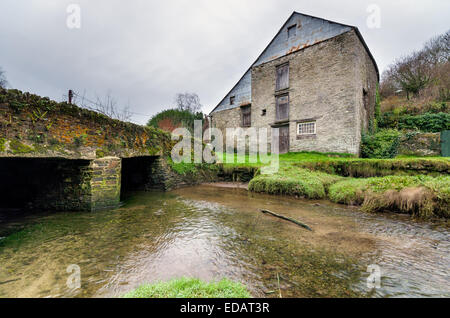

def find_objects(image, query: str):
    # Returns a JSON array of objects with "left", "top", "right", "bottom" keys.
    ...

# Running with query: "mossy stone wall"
[
  {"left": 0, "top": 88, "right": 173, "bottom": 160},
  {"left": 90, "top": 157, "right": 122, "bottom": 211}
]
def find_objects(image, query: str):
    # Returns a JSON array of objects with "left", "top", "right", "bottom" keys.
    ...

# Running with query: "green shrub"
[
  {"left": 371, "top": 84, "right": 381, "bottom": 133},
  {"left": 123, "top": 278, "right": 251, "bottom": 298},
  {"left": 379, "top": 111, "right": 450, "bottom": 132},
  {"left": 361, "top": 129, "right": 402, "bottom": 159},
  {"left": 147, "top": 109, "right": 203, "bottom": 133}
]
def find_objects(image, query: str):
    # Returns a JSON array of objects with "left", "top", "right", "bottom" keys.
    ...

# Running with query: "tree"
[
  {"left": 175, "top": 92, "right": 202, "bottom": 113},
  {"left": 0, "top": 67, "right": 8, "bottom": 88},
  {"left": 147, "top": 108, "right": 203, "bottom": 133},
  {"left": 380, "top": 29, "right": 450, "bottom": 100},
  {"left": 391, "top": 51, "right": 432, "bottom": 100}
]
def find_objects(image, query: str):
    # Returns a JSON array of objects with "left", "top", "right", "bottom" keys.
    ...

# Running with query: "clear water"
[{"left": 0, "top": 185, "right": 448, "bottom": 298}]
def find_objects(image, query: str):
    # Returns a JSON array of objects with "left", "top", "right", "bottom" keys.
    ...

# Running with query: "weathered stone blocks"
[
  {"left": 89, "top": 157, "right": 121, "bottom": 211},
  {"left": 211, "top": 30, "right": 379, "bottom": 155}
]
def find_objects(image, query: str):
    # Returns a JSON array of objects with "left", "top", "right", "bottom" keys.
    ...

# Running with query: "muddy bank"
[{"left": 202, "top": 182, "right": 249, "bottom": 190}]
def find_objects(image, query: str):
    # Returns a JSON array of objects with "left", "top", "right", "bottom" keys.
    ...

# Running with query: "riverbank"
[
  {"left": 249, "top": 168, "right": 449, "bottom": 219},
  {"left": 171, "top": 152, "right": 450, "bottom": 219}
]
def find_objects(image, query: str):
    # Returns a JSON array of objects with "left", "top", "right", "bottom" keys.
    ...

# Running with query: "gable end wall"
[{"left": 211, "top": 30, "right": 378, "bottom": 156}]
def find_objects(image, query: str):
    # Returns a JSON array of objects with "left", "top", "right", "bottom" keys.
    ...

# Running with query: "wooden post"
[{"left": 68, "top": 90, "right": 73, "bottom": 104}]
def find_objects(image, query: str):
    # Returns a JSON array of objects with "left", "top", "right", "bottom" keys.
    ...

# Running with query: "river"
[{"left": 0, "top": 184, "right": 448, "bottom": 298}]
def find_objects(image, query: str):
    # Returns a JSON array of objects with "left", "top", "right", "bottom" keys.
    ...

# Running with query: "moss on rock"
[
  {"left": 9, "top": 139, "right": 34, "bottom": 154},
  {"left": 0, "top": 137, "right": 6, "bottom": 152}
]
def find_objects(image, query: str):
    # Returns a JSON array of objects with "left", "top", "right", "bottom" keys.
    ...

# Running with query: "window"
[
  {"left": 288, "top": 25, "right": 297, "bottom": 38},
  {"left": 241, "top": 105, "right": 251, "bottom": 127},
  {"left": 276, "top": 94, "right": 289, "bottom": 121},
  {"left": 261, "top": 109, "right": 266, "bottom": 116},
  {"left": 297, "top": 121, "right": 316, "bottom": 135},
  {"left": 276, "top": 63, "right": 289, "bottom": 91},
  {"left": 363, "top": 89, "right": 369, "bottom": 110},
  {"left": 230, "top": 96, "right": 235, "bottom": 105}
]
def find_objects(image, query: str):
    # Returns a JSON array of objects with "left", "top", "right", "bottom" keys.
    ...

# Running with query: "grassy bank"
[
  {"left": 250, "top": 167, "right": 449, "bottom": 218},
  {"left": 167, "top": 152, "right": 449, "bottom": 218},
  {"left": 123, "top": 278, "right": 251, "bottom": 298},
  {"left": 225, "top": 152, "right": 449, "bottom": 219},
  {"left": 249, "top": 165, "right": 342, "bottom": 199},
  {"left": 219, "top": 152, "right": 449, "bottom": 177},
  {"left": 328, "top": 175, "right": 450, "bottom": 218}
]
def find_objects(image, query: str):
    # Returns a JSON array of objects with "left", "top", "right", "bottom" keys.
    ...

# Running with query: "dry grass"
[{"left": 329, "top": 175, "right": 450, "bottom": 219}]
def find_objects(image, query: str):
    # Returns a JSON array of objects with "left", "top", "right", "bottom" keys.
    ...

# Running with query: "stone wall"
[
  {"left": 154, "top": 158, "right": 219, "bottom": 191},
  {"left": 210, "top": 107, "right": 243, "bottom": 147},
  {"left": 90, "top": 157, "right": 121, "bottom": 211},
  {"left": 354, "top": 29, "right": 379, "bottom": 142},
  {"left": 398, "top": 132, "right": 441, "bottom": 157},
  {"left": 211, "top": 30, "right": 378, "bottom": 155},
  {"left": 0, "top": 88, "right": 173, "bottom": 160}
]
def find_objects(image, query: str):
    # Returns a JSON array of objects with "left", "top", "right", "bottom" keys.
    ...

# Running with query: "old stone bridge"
[{"left": 0, "top": 88, "right": 181, "bottom": 212}]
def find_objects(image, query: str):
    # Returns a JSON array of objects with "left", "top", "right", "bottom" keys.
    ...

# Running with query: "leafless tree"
[
  {"left": 423, "top": 30, "right": 450, "bottom": 65},
  {"left": 73, "top": 90, "right": 132, "bottom": 122},
  {"left": 391, "top": 51, "right": 433, "bottom": 99},
  {"left": 381, "top": 29, "right": 450, "bottom": 100},
  {"left": 175, "top": 92, "right": 202, "bottom": 113},
  {"left": 0, "top": 67, "right": 8, "bottom": 88}
]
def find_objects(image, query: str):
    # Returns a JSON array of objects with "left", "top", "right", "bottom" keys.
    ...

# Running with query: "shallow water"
[{"left": 0, "top": 185, "right": 448, "bottom": 298}]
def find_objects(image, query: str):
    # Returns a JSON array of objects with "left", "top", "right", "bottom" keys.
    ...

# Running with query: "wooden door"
[{"left": 278, "top": 125, "right": 289, "bottom": 154}]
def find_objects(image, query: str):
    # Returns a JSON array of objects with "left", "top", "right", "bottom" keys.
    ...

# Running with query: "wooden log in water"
[{"left": 260, "top": 209, "right": 313, "bottom": 231}]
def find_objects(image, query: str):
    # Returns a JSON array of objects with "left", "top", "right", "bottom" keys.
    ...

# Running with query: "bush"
[
  {"left": 379, "top": 111, "right": 450, "bottom": 132},
  {"left": 361, "top": 129, "right": 402, "bottom": 159},
  {"left": 147, "top": 108, "right": 203, "bottom": 133},
  {"left": 123, "top": 278, "right": 251, "bottom": 298}
]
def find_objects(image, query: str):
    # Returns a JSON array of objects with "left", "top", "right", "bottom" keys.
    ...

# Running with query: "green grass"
[
  {"left": 217, "top": 151, "right": 356, "bottom": 167},
  {"left": 217, "top": 151, "right": 449, "bottom": 177},
  {"left": 166, "top": 156, "right": 219, "bottom": 175},
  {"left": 166, "top": 151, "right": 449, "bottom": 218},
  {"left": 246, "top": 158, "right": 449, "bottom": 218},
  {"left": 123, "top": 278, "right": 251, "bottom": 298},
  {"left": 248, "top": 164, "right": 342, "bottom": 199},
  {"left": 328, "top": 175, "right": 450, "bottom": 218},
  {"left": 328, "top": 178, "right": 368, "bottom": 205}
]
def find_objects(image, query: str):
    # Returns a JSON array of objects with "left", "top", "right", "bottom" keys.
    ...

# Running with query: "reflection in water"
[{"left": 0, "top": 185, "right": 448, "bottom": 298}]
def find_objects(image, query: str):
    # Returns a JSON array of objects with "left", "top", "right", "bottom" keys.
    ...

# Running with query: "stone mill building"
[{"left": 209, "top": 12, "right": 379, "bottom": 155}]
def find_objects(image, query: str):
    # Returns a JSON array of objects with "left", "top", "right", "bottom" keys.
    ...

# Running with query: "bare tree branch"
[
  {"left": 175, "top": 92, "right": 202, "bottom": 113},
  {"left": 73, "top": 90, "right": 132, "bottom": 121}
]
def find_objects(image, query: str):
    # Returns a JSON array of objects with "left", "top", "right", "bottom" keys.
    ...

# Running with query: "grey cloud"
[{"left": 0, "top": 0, "right": 449, "bottom": 124}]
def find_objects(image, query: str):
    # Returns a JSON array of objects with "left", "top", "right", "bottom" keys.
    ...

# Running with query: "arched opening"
[
  {"left": 0, "top": 157, "right": 91, "bottom": 214},
  {"left": 120, "top": 156, "right": 162, "bottom": 199}
]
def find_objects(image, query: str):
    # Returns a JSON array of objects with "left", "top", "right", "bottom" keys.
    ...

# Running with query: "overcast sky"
[{"left": 0, "top": 0, "right": 449, "bottom": 124}]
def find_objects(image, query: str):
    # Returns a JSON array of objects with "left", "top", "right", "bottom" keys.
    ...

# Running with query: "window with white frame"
[{"left": 297, "top": 121, "right": 316, "bottom": 135}]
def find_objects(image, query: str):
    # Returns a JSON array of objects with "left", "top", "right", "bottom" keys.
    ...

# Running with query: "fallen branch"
[{"left": 260, "top": 209, "right": 313, "bottom": 231}]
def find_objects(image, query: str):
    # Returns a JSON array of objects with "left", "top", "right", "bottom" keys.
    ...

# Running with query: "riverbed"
[{"left": 0, "top": 184, "right": 448, "bottom": 298}]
